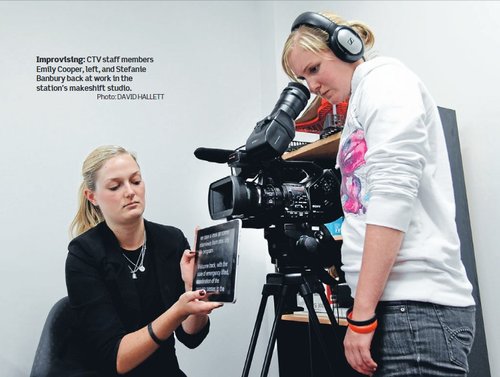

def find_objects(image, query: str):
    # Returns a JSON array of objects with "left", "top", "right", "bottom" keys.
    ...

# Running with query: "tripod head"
[{"left": 263, "top": 222, "right": 343, "bottom": 286}]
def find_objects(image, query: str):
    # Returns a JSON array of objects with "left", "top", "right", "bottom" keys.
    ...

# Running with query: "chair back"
[{"left": 30, "top": 296, "right": 99, "bottom": 377}]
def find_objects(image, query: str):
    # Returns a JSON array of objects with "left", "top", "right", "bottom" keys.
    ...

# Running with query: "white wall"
[
  {"left": 0, "top": 2, "right": 278, "bottom": 376},
  {"left": 1, "top": 1, "right": 499, "bottom": 377}
]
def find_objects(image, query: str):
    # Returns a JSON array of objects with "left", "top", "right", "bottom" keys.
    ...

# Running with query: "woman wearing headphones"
[{"left": 282, "top": 11, "right": 475, "bottom": 377}]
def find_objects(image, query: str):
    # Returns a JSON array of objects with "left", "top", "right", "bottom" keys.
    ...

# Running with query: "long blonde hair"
[
  {"left": 69, "top": 145, "right": 138, "bottom": 237},
  {"left": 282, "top": 11, "right": 375, "bottom": 81}
]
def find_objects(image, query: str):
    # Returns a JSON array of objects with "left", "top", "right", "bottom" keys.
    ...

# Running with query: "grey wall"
[{"left": 1, "top": 1, "right": 499, "bottom": 377}]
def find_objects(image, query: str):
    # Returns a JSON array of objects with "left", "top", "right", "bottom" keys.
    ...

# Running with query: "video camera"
[{"left": 194, "top": 82, "right": 343, "bottom": 272}]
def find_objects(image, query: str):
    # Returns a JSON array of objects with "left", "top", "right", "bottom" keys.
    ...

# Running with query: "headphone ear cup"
[
  {"left": 330, "top": 27, "right": 364, "bottom": 63},
  {"left": 328, "top": 33, "right": 345, "bottom": 62}
]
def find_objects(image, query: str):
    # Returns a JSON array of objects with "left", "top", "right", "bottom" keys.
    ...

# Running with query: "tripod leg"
[
  {"left": 259, "top": 283, "right": 290, "bottom": 377},
  {"left": 315, "top": 285, "right": 351, "bottom": 373},
  {"left": 307, "top": 319, "right": 314, "bottom": 376},
  {"left": 241, "top": 292, "right": 271, "bottom": 377},
  {"left": 317, "top": 287, "right": 345, "bottom": 357},
  {"left": 301, "top": 291, "right": 336, "bottom": 377}
]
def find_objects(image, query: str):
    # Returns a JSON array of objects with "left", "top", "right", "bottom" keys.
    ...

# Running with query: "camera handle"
[{"left": 241, "top": 271, "right": 347, "bottom": 377}]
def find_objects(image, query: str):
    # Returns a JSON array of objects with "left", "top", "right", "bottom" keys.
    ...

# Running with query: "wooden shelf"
[
  {"left": 281, "top": 312, "right": 347, "bottom": 327},
  {"left": 283, "top": 132, "right": 341, "bottom": 161}
]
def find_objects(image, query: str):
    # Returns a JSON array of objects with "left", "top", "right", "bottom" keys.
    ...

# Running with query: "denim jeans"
[{"left": 371, "top": 301, "right": 475, "bottom": 377}]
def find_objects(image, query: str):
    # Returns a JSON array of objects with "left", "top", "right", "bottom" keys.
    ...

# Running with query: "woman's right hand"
[{"left": 174, "top": 289, "right": 223, "bottom": 319}]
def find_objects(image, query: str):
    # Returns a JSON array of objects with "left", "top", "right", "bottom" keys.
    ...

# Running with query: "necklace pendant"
[
  {"left": 132, "top": 272, "right": 137, "bottom": 279},
  {"left": 138, "top": 266, "right": 145, "bottom": 272}
]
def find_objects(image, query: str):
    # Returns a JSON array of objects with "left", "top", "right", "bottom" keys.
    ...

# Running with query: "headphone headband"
[
  {"left": 291, "top": 12, "right": 364, "bottom": 63},
  {"left": 291, "top": 12, "right": 339, "bottom": 34}
]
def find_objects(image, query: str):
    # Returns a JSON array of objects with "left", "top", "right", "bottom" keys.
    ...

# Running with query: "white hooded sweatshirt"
[{"left": 337, "top": 56, "right": 474, "bottom": 306}]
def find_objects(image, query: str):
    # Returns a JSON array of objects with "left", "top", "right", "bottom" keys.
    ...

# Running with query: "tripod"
[{"left": 241, "top": 270, "right": 346, "bottom": 377}]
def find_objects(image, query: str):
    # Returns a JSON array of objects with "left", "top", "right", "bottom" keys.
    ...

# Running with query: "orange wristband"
[
  {"left": 346, "top": 308, "right": 378, "bottom": 334},
  {"left": 348, "top": 320, "right": 378, "bottom": 333}
]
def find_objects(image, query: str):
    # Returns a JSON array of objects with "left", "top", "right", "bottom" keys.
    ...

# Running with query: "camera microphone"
[{"left": 194, "top": 147, "right": 235, "bottom": 164}]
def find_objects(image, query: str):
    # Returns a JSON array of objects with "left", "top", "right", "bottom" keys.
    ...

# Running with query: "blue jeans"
[{"left": 371, "top": 301, "right": 475, "bottom": 377}]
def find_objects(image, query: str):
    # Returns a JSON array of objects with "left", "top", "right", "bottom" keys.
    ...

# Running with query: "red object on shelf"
[
  {"left": 325, "top": 284, "right": 333, "bottom": 305},
  {"left": 295, "top": 97, "right": 348, "bottom": 133}
]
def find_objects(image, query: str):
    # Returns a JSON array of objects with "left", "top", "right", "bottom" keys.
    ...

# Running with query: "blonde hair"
[
  {"left": 69, "top": 145, "right": 138, "bottom": 237},
  {"left": 282, "top": 11, "right": 375, "bottom": 80}
]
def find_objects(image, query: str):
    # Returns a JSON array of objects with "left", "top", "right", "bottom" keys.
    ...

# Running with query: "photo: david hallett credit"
[{"left": 97, "top": 93, "right": 165, "bottom": 100}]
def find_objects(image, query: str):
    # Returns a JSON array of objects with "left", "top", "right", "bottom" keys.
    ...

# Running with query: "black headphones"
[{"left": 291, "top": 12, "right": 364, "bottom": 63}]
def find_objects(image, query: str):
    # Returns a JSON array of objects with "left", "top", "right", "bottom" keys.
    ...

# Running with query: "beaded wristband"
[
  {"left": 147, "top": 322, "right": 163, "bottom": 346},
  {"left": 346, "top": 307, "right": 378, "bottom": 334}
]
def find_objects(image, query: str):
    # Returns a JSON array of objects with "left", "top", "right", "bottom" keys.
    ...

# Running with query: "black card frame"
[{"left": 193, "top": 219, "right": 241, "bottom": 303}]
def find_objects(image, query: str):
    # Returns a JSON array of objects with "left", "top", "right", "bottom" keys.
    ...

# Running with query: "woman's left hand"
[
  {"left": 180, "top": 249, "right": 197, "bottom": 292},
  {"left": 181, "top": 227, "right": 201, "bottom": 292},
  {"left": 344, "top": 329, "right": 378, "bottom": 376}
]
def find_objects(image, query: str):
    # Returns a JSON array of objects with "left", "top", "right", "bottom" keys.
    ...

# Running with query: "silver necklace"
[{"left": 121, "top": 232, "right": 146, "bottom": 279}]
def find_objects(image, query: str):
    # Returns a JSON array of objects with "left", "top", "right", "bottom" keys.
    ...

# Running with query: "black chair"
[{"left": 30, "top": 296, "right": 99, "bottom": 377}]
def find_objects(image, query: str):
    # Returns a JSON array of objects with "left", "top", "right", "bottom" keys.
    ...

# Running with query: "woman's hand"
[
  {"left": 343, "top": 329, "right": 377, "bottom": 376},
  {"left": 180, "top": 249, "right": 197, "bottom": 292},
  {"left": 181, "top": 226, "right": 201, "bottom": 292},
  {"left": 174, "top": 289, "right": 223, "bottom": 320}
]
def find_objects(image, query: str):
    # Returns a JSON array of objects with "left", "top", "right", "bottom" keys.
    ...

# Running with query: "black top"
[
  {"left": 120, "top": 244, "right": 164, "bottom": 326},
  {"left": 65, "top": 220, "right": 209, "bottom": 376}
]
